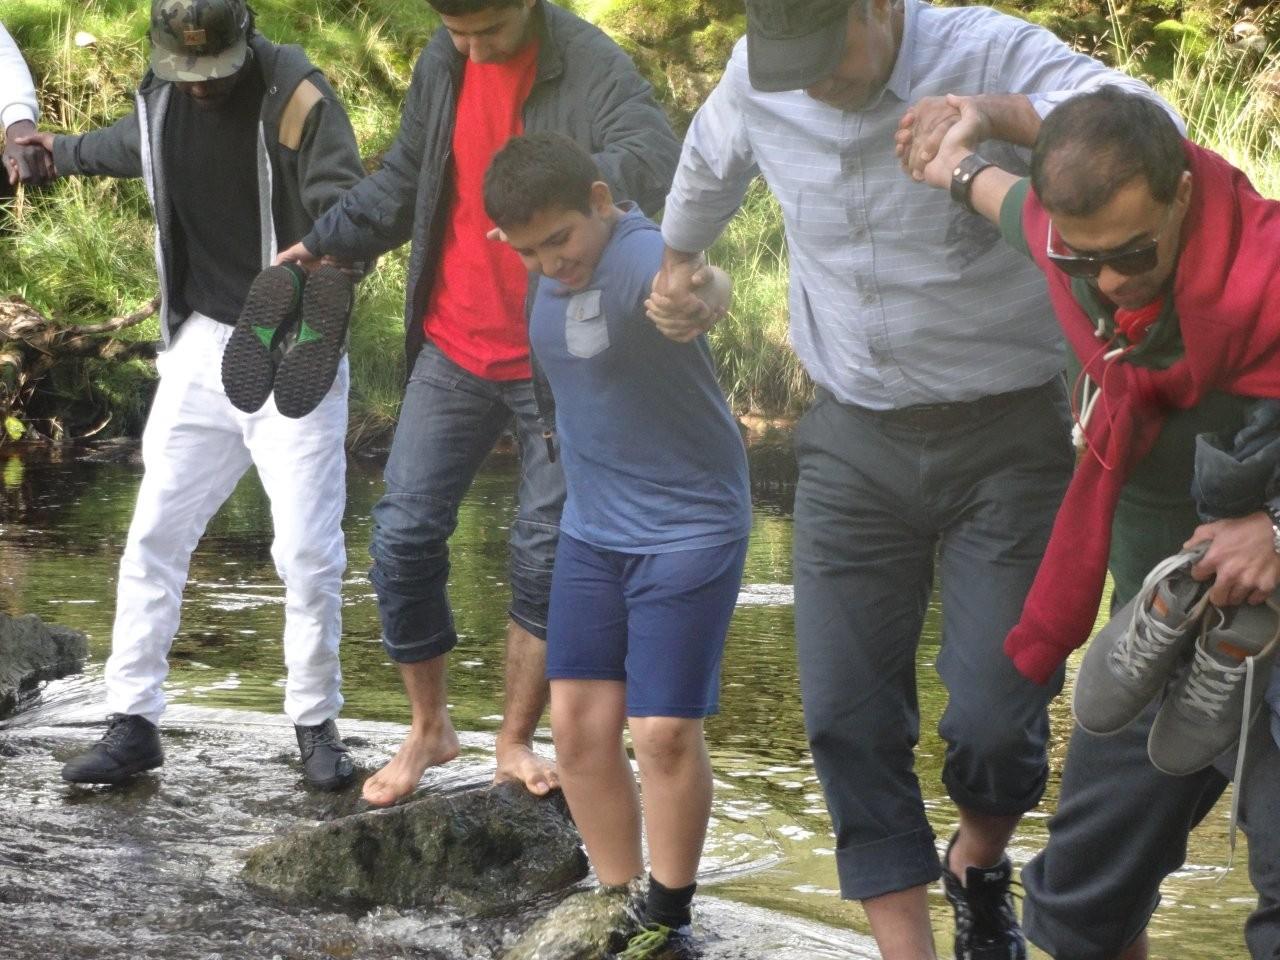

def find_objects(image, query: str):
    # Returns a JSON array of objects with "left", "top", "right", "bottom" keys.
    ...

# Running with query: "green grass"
[
  {"left": 706, "top": 181, "right": 811, "bottom": 418},
  {"left": 1158, "top": 44, "right": 1280, "bottom": 199},
  {"left": 0, "top": 0, "right": 1277, "bottom": 443}
]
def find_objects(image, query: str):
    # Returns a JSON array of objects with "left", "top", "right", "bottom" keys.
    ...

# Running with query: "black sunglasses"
[{"left": 1045, "top": 208, "right": 1174, "bottom": 279}]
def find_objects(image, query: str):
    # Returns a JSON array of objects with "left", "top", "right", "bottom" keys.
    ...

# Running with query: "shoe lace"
[
  {"left": 1109, "top": 551, "right": 1205, "bottom": 682},
  {"left": 299, "top": 721, "right": 346, "bottom": 753},
  {"left": 953, "top": 876, "right": 1022, "bottom": 946},
  {"left": 100, "top": 713, "right": 138, "bottom": 751},
  {"left": 1225, "top": 654, "right": 1259, "bottom": 874},
  {"left": 1180, "top": 643, "right": 1247, "bottom": 722}
]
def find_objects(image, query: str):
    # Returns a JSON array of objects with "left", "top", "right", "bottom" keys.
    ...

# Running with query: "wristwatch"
[
  {"left": 1266, "top": 504, "right": 1280, "bottom": 555},
  {"left": 950, "top": 153, "right": 995, "bottom": 212}
]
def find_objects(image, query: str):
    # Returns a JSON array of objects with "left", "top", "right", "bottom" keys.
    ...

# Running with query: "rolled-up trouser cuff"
[
  {"left": 943, "top": 758, "right": 1050, "bottom": 818},
  {"left": 835, "top": 827, "right": 940, "bottom": 901},
  {"left": 380, "top": 626, "right": 457, "bottom": 664},
  {"left": 508, "top": 606, "right": 548, "bottom": 641}
]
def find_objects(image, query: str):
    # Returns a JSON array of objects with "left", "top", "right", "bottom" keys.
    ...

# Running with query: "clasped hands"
[{"left": 4, "top": 123, "right": 56, "bottom": 187}]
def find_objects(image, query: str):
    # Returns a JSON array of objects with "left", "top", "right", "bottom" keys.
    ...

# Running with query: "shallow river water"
[{"left": 0, "top": 444, "right": 1260, "bottom": 958}]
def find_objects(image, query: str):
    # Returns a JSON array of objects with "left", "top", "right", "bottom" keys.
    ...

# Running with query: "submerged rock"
[
  {"left": 79, "top": 438, "right": 143, "bottom": 464},
  {"left": 242, "top": 782, "right": 588, "bottom": 911},
  {"left": 0, "top": 611, "right": 89, "bottom": 719},
  {"left": 503, "top": 879, "right": 644, "bottom": 960}
]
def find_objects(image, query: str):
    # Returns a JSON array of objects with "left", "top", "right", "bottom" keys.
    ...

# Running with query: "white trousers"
[{"left": 104, "top": 313, "right": 348, "bottom": 727}]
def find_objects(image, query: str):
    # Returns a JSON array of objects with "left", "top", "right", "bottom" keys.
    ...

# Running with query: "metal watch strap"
[
  {"left": 949, "top": 153, "right": 995, "bottom": 212},
  {"left": 1266, "top": 504, "right": 1280, "bottom": 554}
]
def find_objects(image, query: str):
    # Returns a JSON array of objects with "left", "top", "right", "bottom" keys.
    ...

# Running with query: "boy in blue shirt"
[{"left": 484, "top": 132, "right": 751, "bottom": 957}]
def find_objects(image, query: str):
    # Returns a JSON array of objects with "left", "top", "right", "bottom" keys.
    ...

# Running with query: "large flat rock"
[
  {"left": 0, "top": 611, "right": 88, "bottom": 719},
  {"left": 242, "top": 781, "right": 588, "bottom": 911}
]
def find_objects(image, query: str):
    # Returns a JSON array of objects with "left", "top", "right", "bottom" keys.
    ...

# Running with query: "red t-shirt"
[{"left": 422, "top": 41, "right": 540, "bottom": 381}]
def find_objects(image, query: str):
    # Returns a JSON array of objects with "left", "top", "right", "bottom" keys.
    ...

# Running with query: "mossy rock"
[
  {"left": 597, "top": 0, "right": 705, "bottom": 45},
  {"left": 242, "top": 782, "right": 588, "bottom": 911},
  {"left": 0, "top": 612, "right": 89, "bottom": 719},
  {"left": 1153, "top": 18, "right": 1212, "bottom": 60},
  {"left": 593, "top": 0, "right": 744, "bottom": 127}
]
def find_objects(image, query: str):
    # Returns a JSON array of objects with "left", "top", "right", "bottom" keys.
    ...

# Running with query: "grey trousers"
[
  {"left": 792, "top": 379, "right": 1074, "bottom": 900},
  {"left": 1023, "top": 701, "right": 1280, "bottom": 960}
]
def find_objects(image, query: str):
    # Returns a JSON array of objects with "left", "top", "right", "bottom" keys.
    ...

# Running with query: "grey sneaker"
[
  {"left": 295, "top": 718, "right": 355, "bottom": 791},
  {"left": 1147, "top": 601, "right": 1280, "bottom": 776},
  {"left": 1073, "top": 547, "right": 1211, "bottom": 735}
]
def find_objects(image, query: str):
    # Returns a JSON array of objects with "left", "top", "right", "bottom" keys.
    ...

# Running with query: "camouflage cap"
[{"left": 150, "top": 0, "right": 250, "bottom": 82}]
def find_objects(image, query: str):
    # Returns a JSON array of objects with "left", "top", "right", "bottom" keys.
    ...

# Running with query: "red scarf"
[{"left": 1005, "top": 142, "right": 1280, "bottom": 684}]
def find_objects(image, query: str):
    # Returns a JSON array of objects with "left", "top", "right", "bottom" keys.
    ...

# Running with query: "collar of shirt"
[{"left": 882, "top": 0, "right": 919, "bottom": 107}]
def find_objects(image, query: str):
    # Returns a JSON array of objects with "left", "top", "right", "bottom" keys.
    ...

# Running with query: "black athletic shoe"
[
  {"left": 295, "top": 718, "right": 355, "bottom": 791},
  {"left": 941, "top": 837, "right": 1026, "bottom": 960},
  {"left": 272, "top": 264, "right": 353, "bottom": 420},
  {"left": 222, "top": 263, "right": 306, "bottom": 413},
  {"left": 61, "top": 713, "right": 164, "bottom": 785}
]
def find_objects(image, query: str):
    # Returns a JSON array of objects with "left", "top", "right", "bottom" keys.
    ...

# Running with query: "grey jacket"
[
  {"left": 1190, "top": 398, "right": 1280, "bottom": 737},
  {"left": 52, "top": 35, "right": 365, "bottom": 346},
  {"left": 302, "top": 0, "right": 680, "bottom": 369}
]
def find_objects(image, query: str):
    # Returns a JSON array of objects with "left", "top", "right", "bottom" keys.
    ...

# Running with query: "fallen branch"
[{"left": 0, "top": 295, "right": 160, "bottom": 439}]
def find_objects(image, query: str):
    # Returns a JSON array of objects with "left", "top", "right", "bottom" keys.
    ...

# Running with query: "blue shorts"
[{"left": 546, "top": 533, "right": 748, "bottom": 718}]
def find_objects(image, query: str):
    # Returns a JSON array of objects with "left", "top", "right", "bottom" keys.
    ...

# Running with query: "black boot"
[
  {"left": 295, "top": 718, "right": 355, "bottom": 790},
  {"left": 61, "top": 714, "right": 164, "bottom": 784}
]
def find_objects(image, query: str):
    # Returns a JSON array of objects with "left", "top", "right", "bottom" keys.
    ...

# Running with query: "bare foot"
[
  {"left": 362, "top": 722, "right": 460, "bottom": 807},
  {"left": 494, "top": 738, "right": 560, "bottom": 796}
]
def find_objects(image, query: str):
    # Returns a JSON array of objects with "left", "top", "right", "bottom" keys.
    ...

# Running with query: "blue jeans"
[
  {"left": 370, "top": 341, "right": 565, "bottom": 662},
  {"left": 792, "top": 379, "right": 1074, "bottom": 901}
]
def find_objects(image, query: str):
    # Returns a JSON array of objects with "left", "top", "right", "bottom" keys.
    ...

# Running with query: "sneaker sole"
[
  {"left": 273, "top": 265, "right": 353, "bottom": 420},
  {"left": 221, "top": 265, "right": 304, "bottom": 414},
  {"left": 60, "top": 752, "right": 164, "bottom": 785}
]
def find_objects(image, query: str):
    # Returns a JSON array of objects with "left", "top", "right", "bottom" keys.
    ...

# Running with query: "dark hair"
[
  {"left": 429, "top": 0, "right": 526, "bottom": 15},
  {"left": 484, "top": 133, "right": 601, "bottom": 228},
  {"left": 1030, "top": 86, "right": 1187, "bottom": 217}
]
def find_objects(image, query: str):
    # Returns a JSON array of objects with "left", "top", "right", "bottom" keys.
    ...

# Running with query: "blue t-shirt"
[{"left": 528, "top": 205, "right": 751, "bottom": 553}]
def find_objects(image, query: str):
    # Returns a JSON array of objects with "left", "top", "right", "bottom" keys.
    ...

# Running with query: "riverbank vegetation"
[{"left": 0, "top": 0, "right": 1276, "bottom": 447}]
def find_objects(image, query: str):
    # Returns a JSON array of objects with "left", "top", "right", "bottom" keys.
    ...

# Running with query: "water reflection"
[{"left": 0, "top": 445, "right": 1255, "bottom": 958}]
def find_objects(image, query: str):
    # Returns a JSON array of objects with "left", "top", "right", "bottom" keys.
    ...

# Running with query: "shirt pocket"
[{"left": 564, "top": 289, "right": 609, "bottom": 359}]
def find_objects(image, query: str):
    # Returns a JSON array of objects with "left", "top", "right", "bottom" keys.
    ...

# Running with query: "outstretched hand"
[
  {"left": 6, "top": 125, "right": 57, "bottom": 187},
  {"left": 646, "top": 252, "right": 724, "bottom": 343}
]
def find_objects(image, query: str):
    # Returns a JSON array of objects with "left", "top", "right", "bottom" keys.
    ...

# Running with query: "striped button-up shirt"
[
  {"left": 662, "top": 0, "right": 1176, "bottom": 409},
  {"left": 0, "top": 22, "right": 38, "bottom": 130}
]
